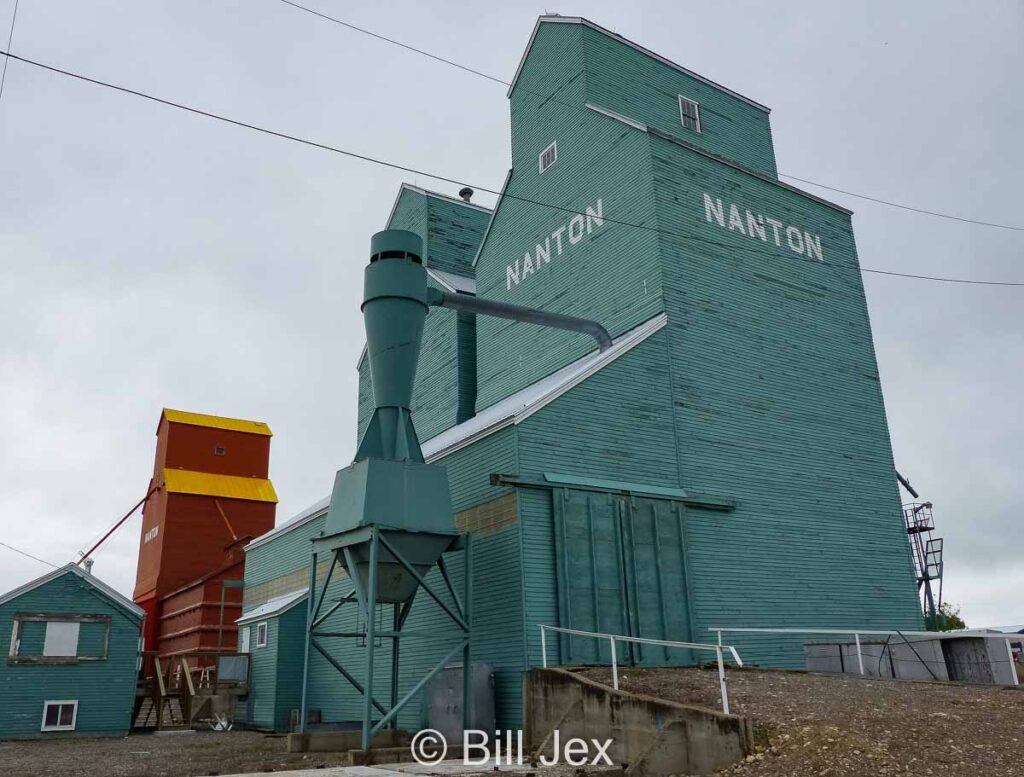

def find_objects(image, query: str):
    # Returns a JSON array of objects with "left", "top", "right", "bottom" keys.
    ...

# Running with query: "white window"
[
  {"left": 238, "top": 625, "right": 251, "bottom": 654},
  {"left": 679, "top": 96, "right": 701, "bottom": 133},
  {"left": 538, "top": 141, "right": 557, "bottom": 173},
  {"left": 41, "top": 700, "right": 78, "bottom": 731},
  {"left": 255, "top": 621, "right": 268, "bottom": 648},
  {"left": 43, "top": 622, "right": 80, "bottom": 657}
]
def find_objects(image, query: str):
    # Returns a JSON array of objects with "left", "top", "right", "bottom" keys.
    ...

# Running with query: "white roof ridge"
[
  {"left": 237, "top": 587, "right": 308, "bottom": 624},
  {"left": 245, "top": 312, "right": 667, "bottom": 553}
]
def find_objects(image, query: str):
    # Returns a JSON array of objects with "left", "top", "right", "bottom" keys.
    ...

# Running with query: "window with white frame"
[
  {"left": 238, "top": 625, "right": 251, "bottom": 654},
  {"left": 538, "top": 141, "right": 557, "bottom": 173},
  {"left": 255, "top": 621, "right": 268, "bottom": 648},
  {"left": 41, "top": 700, "right": 78, "bottom": 731},
  {"left": 678, "top": 96, "right": 701, "bottom": 133}
]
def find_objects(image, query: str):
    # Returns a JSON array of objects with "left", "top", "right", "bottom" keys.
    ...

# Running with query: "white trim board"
[
  {"left": 508, "top": 16, "right": 769, "bottom": 113},
  {"left": 386, "top": 183, "right": 493, "bottom": 228},
  {"left": 237, "top": 588, "right": 308, "bottom": 625}
]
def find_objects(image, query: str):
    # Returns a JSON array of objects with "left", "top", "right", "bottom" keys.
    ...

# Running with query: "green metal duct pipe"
[{"left": 427, "top": 288, "right": 613, "bottom": 352}]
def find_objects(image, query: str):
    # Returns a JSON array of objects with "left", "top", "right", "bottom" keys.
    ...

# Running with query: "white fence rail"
[
  {"left": 539, "top": 625, "right": 743, "bottom": 714},
  {"left": 709, "top": 626, "right": 1020, "bottom": 686}
]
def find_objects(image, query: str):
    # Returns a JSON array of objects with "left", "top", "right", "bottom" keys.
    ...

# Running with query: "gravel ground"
[
  {"left": 578, "top": 666, "right": 1024, "bottom": 776},
  {"left": 0, "top": 731, "right": 359, "bottom": 777}
]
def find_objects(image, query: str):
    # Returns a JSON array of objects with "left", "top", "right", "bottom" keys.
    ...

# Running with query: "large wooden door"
[{"left": 552, "top": 489, "right": 693, "bottom": 666}]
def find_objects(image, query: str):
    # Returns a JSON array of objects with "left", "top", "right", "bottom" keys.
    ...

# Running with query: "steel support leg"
[
  {"left": 299, "top": 551, "right": 318, "bottom": 733},
  {"left": 362, "top": 529, "right": 379, "bottom": 751},
  {"left": 462, "top": 534, "right": 473, "bottom": 734}
]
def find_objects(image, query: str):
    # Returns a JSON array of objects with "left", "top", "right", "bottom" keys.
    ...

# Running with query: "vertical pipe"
[
  {"left": 390, "top": 603, "right": 400, "bottom": 728},
  {"left": 217, "top": 582, "right": 226, "bottom": 653},
  {"left": 717, "top": 647, "right": 730, "bottom": 715},
  {"left": 540, "top": 626, "right": 547, "bottom": 668},
  {"left": 362, "top": 530, "right": 379, "bottom": 751},
  {"left": 462, "top": 534, "right": 473, "bottom": 736},
  {"left": 1006, "top": 639, "right": 1019, "bottom": 686},
  {"left": 610, "top": 638, "right": 618, "bottom": 690},
  {"left": 854, "top": 633, "right": 865, "bottom": 675},
  {"left": 299, "top": 551, "right": 318, "bottom": 733}
]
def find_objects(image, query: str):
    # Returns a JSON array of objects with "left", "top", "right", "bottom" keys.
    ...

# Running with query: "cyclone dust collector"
[{"left": 299, "top": 229, "right": 611, "bottom": 751}]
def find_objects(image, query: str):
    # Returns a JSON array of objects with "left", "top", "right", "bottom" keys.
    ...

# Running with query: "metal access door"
[{"left": 552, "top": 489, "right": 693, "bottom": 666}]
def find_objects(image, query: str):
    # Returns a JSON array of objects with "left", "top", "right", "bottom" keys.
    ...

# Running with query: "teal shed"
[
  {"left": 240, "top": 15, "right": 923, "bottom": 732},
  {"left": 236, "top": 588, "right": 308, "bottom": 731},
  {"left": 0, "top": 564, "right": 144, "bottom": 739}
]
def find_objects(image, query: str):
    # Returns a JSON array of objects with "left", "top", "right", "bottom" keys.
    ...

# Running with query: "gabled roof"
[
  {"left": 161, "top": 408, "right": 272, "bottom": 437},
  {"left": 237, "top": 588, "right": 308, "bottom": 624},
  {"left": 386, "top": 183, "right": 492, "bottom": 227},
  {"left": 508, "top": 16, "right": 769, "bottom": 113},
  {"left": 0, "top": 563, "right": 145, "bottom": 620},
  {"left": 247, "top": 313, "right": 667, "bottom": 553}
]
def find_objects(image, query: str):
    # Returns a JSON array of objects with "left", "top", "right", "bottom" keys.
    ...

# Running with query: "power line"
[
  {"left": 0, "top": 540, "right": 58, "bottom": 568},
  {"left": 0, "top": 0, "right": 20, "bottom": 106},
  {"left": 2, "top": 47, "right": 1023, "bottom": 287},
  {"left": 276, "top": 1, "right": 1024, "bottom": 234},
  {"left": 779, "top": 174, "right": 1024, "bottom": 232}
]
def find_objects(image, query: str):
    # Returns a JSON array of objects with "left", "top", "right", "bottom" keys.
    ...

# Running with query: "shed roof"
[
  {"left": 161, "top": 408, "right": 272, "bottom": 437},
  {"left": 508, "top": 16, "right": 769, "bottom": 112},
  {"left": 0, "top": 563, "right": 145, "bottom": 620},
  {"left": 237, "top": 588, "right": 308, "bottom": 624},
  {"left": 162, "top": 468, "right": 278, "bottom": 503},
  {"left": 246, "top": 312, "right": 667, "bottom": 552}
]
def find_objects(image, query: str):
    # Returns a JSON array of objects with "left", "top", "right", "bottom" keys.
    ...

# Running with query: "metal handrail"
[
  {"left": 708, "top": 626, "right": 1021, "bottom": 687},
  {"left": 539, "top": 625, "right": 743, "bottom": 714}
]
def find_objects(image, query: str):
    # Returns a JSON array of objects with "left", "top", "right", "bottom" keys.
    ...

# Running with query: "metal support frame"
[{"left": 298, "top": 527, "right": 474, "bottom": 750}]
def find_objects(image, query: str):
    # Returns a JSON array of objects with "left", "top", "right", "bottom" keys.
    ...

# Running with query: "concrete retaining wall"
[{"left": 523, "top": 669, "right": 752, "bottom": 777}]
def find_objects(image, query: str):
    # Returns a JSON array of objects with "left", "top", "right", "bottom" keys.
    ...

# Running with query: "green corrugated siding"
[
  {"left": 425, "top": 196, "right": 490, "bottom": 276},
  {"left": 247, "top": 619, "right": 278, "bottom": 728},
  {"left": 0, "top": 572, "right": 141, "bottom": 738}
]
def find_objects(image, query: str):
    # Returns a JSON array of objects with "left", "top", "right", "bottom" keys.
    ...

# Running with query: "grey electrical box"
[{"left": 424, "top": 662, "right": 495, "bottom": 742}]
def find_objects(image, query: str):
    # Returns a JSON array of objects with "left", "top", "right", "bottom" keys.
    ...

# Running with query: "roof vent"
[{"left": 458, "top": 187, "right": 474, "bottom": 203}]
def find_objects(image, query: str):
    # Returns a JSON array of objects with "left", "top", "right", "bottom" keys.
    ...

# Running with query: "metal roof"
[
  {"left": 162, "top": 468, "right": 278, "bottom": 504},
  {"left": 422, "top": 312, "right": 667, "bottom": 461},
  {"left": 237, "top": 588, "right": 308, "bottom": 624},
  {"left": 427, "top": 267, "right": 476, "bottom": 295},
  {"left": 507, "top": 16, "right": 770, "bottom": 113},
  {"left": 161, "top": 408, "right": 272, "bottom": 437},
  {"left": 0, "top": 563, "right": 145, "bottom": 620},
  {"left": 246, "top": 313, "right": 667, "bottom": 553}
]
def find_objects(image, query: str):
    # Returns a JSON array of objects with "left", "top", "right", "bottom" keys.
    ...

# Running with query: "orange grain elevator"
[{"left": 133, "top": 409, "right": 277, "bottom": 655}]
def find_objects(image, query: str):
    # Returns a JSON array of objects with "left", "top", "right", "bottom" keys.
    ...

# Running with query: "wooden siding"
[
  {"left": 649, "top": 133, "right": 922, "bottom": 662},
  {"left": 241, "top": 427, "right": 526, "bottom": 730},
  {"left": 0, "top": 572, "right": 141, "bottom": 738},
  {"left": 580, "top": 25, "right": 776, "bottom": 176}
]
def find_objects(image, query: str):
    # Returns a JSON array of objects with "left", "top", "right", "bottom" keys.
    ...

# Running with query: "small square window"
[
  {"left": 538, "top": 141, "right": 557, "bottom": 174},
  {"left": 41, "top": 701, "right": 77, "bottom": 731},
  {"left": 214, "top": 446, "right": 226, "bottom": 456},
  {"left": 256, "top": 621, "right": 268, "bottom": 648},
  {"left": 679, "top": 96, "right": 701, "bottom": 133}
]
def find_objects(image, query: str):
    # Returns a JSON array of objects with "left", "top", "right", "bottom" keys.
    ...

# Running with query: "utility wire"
[
  {"left": 0, "top": 0, "right": 20, "bottom": 106},
  {"left": 0, "top": 540, "right": 58, "bottom": 568},
  {"left": 779, "top": 174, "right": 1024, "bottom": 232},
  {"left": 276, "top": 0, "right": 1024, "bottom": 234},
  {"left": 2, "top": 47, "right": 1023, "bottom": 287}
]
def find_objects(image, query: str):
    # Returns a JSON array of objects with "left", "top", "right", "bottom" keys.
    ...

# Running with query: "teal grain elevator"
[{"left": 238, "top": 16, "right": 922, "bottom": 733}]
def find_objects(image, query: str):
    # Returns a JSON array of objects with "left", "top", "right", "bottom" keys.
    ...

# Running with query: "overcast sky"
[{"left": 0, "top": 1, "right": 1021, "bottom": 629}]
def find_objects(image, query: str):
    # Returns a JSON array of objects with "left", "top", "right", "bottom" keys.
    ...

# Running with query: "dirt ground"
[
  {"left": 0, "top": 730, "right": 358, "bottom": 777},
  {"left": 578, "top": 666, "right": 1024, "bottom": 776}
]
